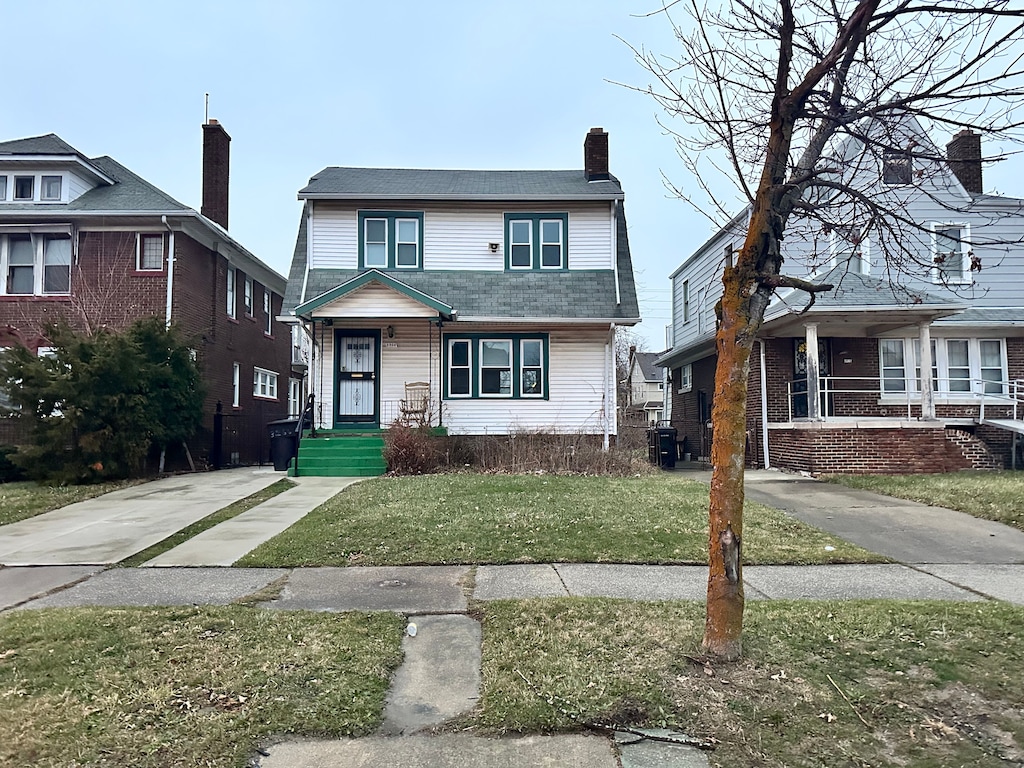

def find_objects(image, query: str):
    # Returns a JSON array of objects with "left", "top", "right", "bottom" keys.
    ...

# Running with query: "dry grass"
[
  {"left": 0, "top": 606, "right": 404, "bottom": 767},
  {"left": 475, "top": 598, "right": 1024, "bottom": 767}
]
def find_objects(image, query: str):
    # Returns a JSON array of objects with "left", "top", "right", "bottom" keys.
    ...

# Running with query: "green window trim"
[
  {"left": 443, "top": 333, "right": 550, "bottom": 399},
  {"left": 503, "top": 213, "right": 568, "bottom": 270},
  {"left": 358, "top": 210, "right": 424, "bottom": 270}
]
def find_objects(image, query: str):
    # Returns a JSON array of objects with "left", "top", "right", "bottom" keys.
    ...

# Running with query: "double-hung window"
[
  {"left": 504, "top": 213, "right": 568, "bottom": 270},
  {"left": 244, "top": 276, "right": 253, "bottom": 315},
  {"left": 830, "top": 227, "right": 870, "bottom": 274},
  {"left": 358, "top": 211, "right": 423, "bottom": 269},
  {"left": 226, "top": 266, "right": 237, "bottom": 318},
  {"left": 0, "top": 176, "right": 7, "bottom": 201},
  {"left": 445, "top": 334, "right": 548, "bottom": 399},
  {"left": 41, "top": 176, "right": 62, "bottom": 201},
  {"left": 1, "top": 233, "right": 71, "bottom": 295},
  {"left": 931, "top": 223, "right": 970, "bottom": 284},
  {"left": 263, "top": 290, "right": 273, "bottom": 335}
]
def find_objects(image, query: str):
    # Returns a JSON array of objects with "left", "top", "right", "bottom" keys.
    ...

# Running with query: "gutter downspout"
[
  {"left": 604, "top": 323, "right": 616, "bottom": 451},
  {"left": 611, "top": 200, "right": 621, "bottom": 305},
  {"left": 759, "top": 339, "right": 771, "bottom": 469},
  {"left": 161, "top": 215, "right": 176, "bottom": 328}
]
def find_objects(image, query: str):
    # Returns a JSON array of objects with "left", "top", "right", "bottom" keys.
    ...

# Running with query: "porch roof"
[
  {"left": 293, "top": 270, "right": 455, "bottom": 319},
  {"left": 761, "top": 266, "right": 964, "bottom": 337}
]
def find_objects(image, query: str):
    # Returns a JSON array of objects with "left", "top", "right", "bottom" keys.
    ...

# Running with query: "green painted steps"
[{"left": 288, "top": 433, "right": 387, "bottom": 477}]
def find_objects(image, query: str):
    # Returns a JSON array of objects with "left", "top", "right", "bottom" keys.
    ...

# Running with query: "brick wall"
[
  {"left": 171, "top": 237, "right": 292, "bottom": 466},
  {"left": 0, "top": 226, "right": 291, "bottom": 468},
  {"left": 768, "top": 425, "right": 1001, "bottom": 474}
]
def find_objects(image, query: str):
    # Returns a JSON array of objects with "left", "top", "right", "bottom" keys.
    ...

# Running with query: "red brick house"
[{"left": 0, "top": 122, "right": 291, "bottom": 467}]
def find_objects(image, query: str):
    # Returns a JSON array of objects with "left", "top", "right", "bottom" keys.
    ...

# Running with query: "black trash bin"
[
  {"left": 267, "top": 418, "right": 300, "bottom": 471},
  {"left": 657, "top": 426, "right": 677, "bottom": 469}
]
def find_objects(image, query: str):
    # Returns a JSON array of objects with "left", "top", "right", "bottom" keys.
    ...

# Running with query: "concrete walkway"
[
  {"left": 0, "top": 468, "right": 282, "bottom": 566},
  {"left": 142, "top": 476, "right": 358, "bottom": 566}
]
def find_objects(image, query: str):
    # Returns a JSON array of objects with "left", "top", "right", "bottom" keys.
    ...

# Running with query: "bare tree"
[{"left": 632, "top": 1, "right": 1024, "bottom": 659}]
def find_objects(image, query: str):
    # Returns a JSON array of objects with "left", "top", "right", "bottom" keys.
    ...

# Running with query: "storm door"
[
  {"left": 792, "top": 338, "right": 832, "bottom": 418},
  {"left": 334, "top": 331, "right": 379, "bottom": 427}
]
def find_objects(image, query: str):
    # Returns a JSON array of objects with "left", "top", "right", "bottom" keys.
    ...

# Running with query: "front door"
[
  {"left": 334, "top": 331, "right": 379, "bottom": 427},
  {"left": 792, "top": 338, "right": 832, "bottom": 418}
]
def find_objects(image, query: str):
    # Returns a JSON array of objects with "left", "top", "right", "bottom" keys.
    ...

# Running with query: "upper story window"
[
  {"left": 358, "top": 211, "right": 423, "bottom": 269},
  {"left": 0, "top": 233, "right": 71, "bottom": 295},
  {"left": 830, "top": 227, "right": 870, "bottom": 275},
  {"left": 677, "top": 364, "right": 692, "bottom": 393},
  {"left": 444, "top": 334, "right": 548, "bottom": 399},
  {"left": 14, "top": 176, "right": 34, "bottom": 200},
  {"left": 882, "top": 150, "right": 912, "bottom": 185},
  {"left": 41, "top": 176, "right": 62, "bottom": 201},
  {"left": 682, "top": 280, "right": 690, "bottom": 323},
  {"left": 263, "top": 290, "right": 273, "bottom": 335},
  {"left": 244, "top": 276, "right": 254, "bottom": 315},
  {"left": 1, "top": 173, "right": 64, "bottom": 203},
  {"left": 504, "top": 213, "right": 568, "bottom": 270},
  {"left": 931, "top": 223, "right": 971, "bottom": 285},
  {"left": 227, "top": 265, "right": 237, "bottom": 318},
  {"left": 137, "top": 234, "right": 164, "bottom": 271}
]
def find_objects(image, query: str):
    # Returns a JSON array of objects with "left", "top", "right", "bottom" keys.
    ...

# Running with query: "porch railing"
[{"left": 785, "top": 375, "right": 1024, "bottom": 423}]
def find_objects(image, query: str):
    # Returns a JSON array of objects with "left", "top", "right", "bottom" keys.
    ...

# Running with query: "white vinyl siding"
[
  {"left": 310, "top": 282, "right": 441, "bottom": 319},
  {"left": 309, "top": 202, "right": 614, "bottom": 272},
  {"left": 309, "top": 323, "right": 612, "bottom": 435}
]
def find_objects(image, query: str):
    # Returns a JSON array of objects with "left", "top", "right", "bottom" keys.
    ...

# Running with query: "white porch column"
[
  {"left": 804, "top": 323, "right": 821, "bottom": 420},
  {"left": 918, "top": 321, "right": 936, "bottom": 420}
]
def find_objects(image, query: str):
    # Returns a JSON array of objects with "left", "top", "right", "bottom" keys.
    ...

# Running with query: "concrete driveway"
[{"left": 0, "top": 469, "right": 282, "bottom": 566}]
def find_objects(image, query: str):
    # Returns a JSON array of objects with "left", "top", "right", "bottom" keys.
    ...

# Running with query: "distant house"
[
  {"left": 0, "top": 123, "right": 291, "bottom": 467},
  {"left": 282, "top": 128, "right": 641, "bottom": 475},
  {"left": 625, "top": 349, "right": 665, "bottom": 424},
  {"left": 657, "top": 118, "right": 1024, "bottom": 473}
]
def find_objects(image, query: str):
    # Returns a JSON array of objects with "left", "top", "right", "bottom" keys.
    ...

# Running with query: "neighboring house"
[
  {"left": 0, "top": 122, "right": 291, "bottom": 467},
  {"left": 657, "top": 118, "right": 1024, "bottom": 474},
  {"left": 625, "top": 348, "right": 664, "bottom": 424},
  {"left": 282, "top": 128, "right": 640, "bottom": 474}
]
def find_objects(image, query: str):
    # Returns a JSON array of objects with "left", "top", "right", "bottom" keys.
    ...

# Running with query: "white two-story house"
[
  {"left": 657, "top": 117, "right": 1024, "bottom": 474},
  {"left": 282, "top": 128, "right": 641, "bottom": 475}
]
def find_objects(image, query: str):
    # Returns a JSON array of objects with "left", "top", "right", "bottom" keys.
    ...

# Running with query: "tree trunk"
[{"left": 701, "top": 261, "right": 756, "bottom": 660}]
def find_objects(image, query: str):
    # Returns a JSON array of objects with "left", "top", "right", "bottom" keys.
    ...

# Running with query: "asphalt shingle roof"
[
  {"left": 299, "top": 168, "right": 624, "bottom": 199},
  {"left": 633, "top": 352, "right": 661, "bottom": 381},
  {"left": 0, "top": 133, "right": 80, "bottom": 155}
]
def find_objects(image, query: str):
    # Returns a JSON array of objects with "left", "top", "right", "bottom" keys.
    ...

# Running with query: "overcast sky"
[{"left": 4, "top": 1, "right": 1020, "bottom": 349}]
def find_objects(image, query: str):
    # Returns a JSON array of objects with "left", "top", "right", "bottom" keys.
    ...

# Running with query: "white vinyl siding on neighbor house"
[{"left": 308, "top": 202, "right": 615, "bottom": 272}]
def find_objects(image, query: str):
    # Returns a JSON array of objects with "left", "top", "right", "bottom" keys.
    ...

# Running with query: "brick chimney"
[
  {"left": 946, "top": 129, "right": 982, "bottom": 194},
  {"left": 202, "top": 119, "right": 231, "bottom": 229},
  {"left": 584, "top": 127, "right": 609, "bottom": 181}
]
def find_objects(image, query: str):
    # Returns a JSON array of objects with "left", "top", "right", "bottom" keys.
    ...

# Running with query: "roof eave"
[
  {"left": 297, "top": 192, "right": 625, "bottom": 202},
  {"left": 0, "top": 154, "right": 116, "bottom": 185}
]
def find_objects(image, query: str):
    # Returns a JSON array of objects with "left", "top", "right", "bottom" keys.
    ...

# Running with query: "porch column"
[
  {"left": 804, "top": 322, "right": 821, "bottom": 420},
  {"left": 918, "top": 322, "right": 936, "bottom": 420}
]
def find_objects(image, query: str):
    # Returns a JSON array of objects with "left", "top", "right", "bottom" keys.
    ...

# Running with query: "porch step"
[{"left": 289, "top": 433, "right": 387, "bottom": 478}]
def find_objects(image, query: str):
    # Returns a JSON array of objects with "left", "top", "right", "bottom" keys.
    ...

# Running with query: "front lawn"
[
  {"left": 237, "top": 474, "right": 882, "bottom": 567},
  {"left": 823, "top": 471, "right": 1024, "bottom": 532},
  {"left": 0, "top": 606, "right": 404, "bottom": 768},
  {"left": 476, "top": 598, "right": 1024, "bottom": 767},
  {"left": 0, "top": 480, "right": 137, "bottom": 527}
]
